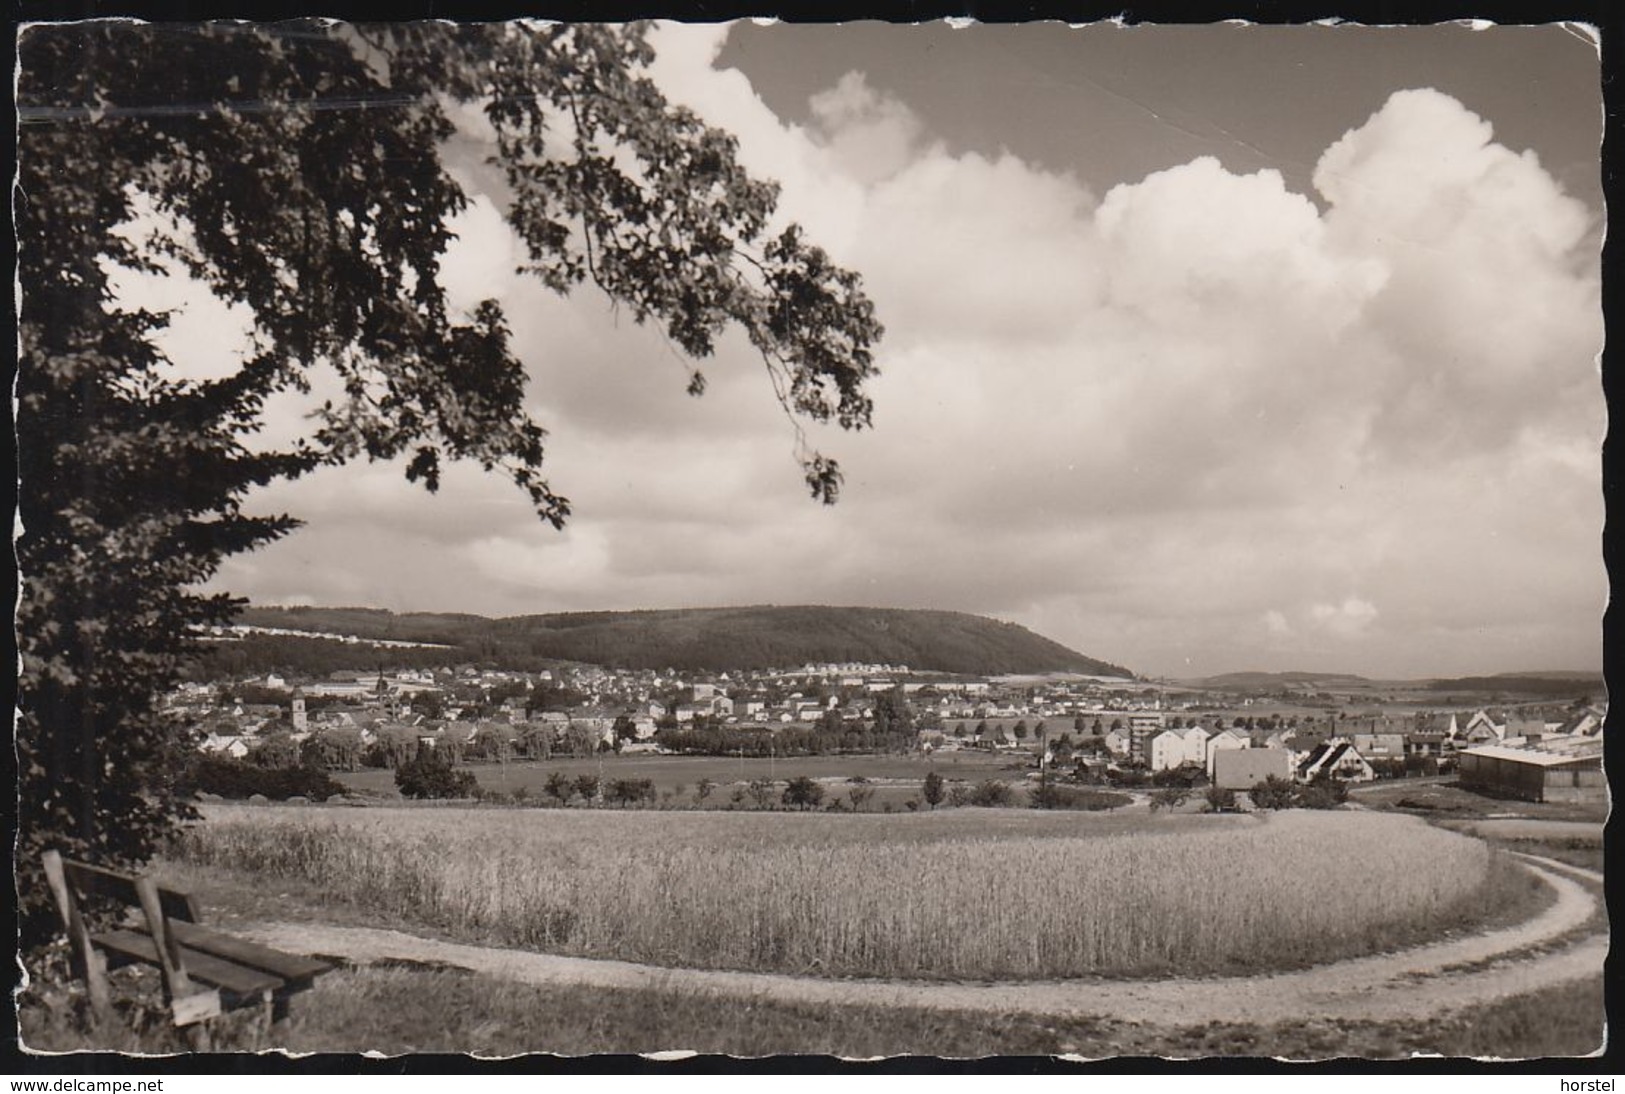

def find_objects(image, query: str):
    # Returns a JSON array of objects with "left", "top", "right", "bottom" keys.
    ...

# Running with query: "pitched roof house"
[{"left": 1296, "top": 739, "right": 1375, "bottom": 783}]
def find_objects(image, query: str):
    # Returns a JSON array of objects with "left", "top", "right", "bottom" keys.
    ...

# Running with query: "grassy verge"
[
  {"left": 1350, "top": 779, "right": 1607, "bottom": 825},
  {"left": 1495, "top": 840, "right": 1604, "bottom": 874},
  {"left": 18, "top": 960, "right": 1604, "bottom": 1060},
  {"left": 1172, "top": 975, "right": 1607, "bottom": 1060}
]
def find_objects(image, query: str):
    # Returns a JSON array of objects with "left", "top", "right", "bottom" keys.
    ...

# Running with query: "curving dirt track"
[{"left": 239, "top": 854, "right": 1605, "bottom": 1028}]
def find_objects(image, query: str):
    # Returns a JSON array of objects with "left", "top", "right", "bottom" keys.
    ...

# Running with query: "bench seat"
[{"left": 92, "top": 929, "right": 289, "bottom": 997}]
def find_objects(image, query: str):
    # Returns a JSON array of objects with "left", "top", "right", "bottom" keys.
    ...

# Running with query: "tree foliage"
[
  {"left": 543, "top": 771, "right": 573, "bottom": 805},
  {"left": 573, "top": 774, "right": 602, "bottom": 804},
  {"left": 394, "top": 744, "right": 477, "bottom": 800},
  {"left": 1296, "top": 774, "right": 1349, "bottom": 810},
  {"left": 921, "top": 771, "right": 945, "bottom": 809},
  {"left": 1248, "top": 776, "right": 1299, "bottom": 811},
  {"left": 606, "top": 777, "right": 656, "bottom": 807},
  {"left": 1029, "top": 785, "right": 1131, "bottom": 811},
  {"left": 968, "top": 780, "right": 1015, "bottom": 808},
  {"left": 185, "top": 755, "right": 343, "bottom": 802},
  {"left": 16, "top": 20, "right": 882, "bottom": 938},
  {"left": 781, "top": 776, "right": 825, "bottom": 811}
]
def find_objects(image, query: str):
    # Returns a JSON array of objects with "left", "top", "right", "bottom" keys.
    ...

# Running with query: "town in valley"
[{"left": 179, "top": 616, "right": 1606, "bottom": 813}]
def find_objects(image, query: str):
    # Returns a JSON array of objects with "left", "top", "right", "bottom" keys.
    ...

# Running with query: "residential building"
[
  {"left": 1204, "top": 728, "right": 1250, "bottom": 777},
  {"left": 1296, "top": 739, "right": 1375, "bottom": 783},
  {"left": 1214, "top": 748, "right": 1292, "bottom": 792}
]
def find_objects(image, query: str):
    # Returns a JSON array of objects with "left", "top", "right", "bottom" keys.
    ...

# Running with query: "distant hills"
[
  {"left": 231, "top": 604, "right": 1135, "bottom": 677},
  {"left": 1196, "top": 671, "right": 1374, "bottom": 690},
  {"left": 1190, "top": 669, "right": 1602, "bottom": 697},
  {"left": 1424, "top": 671, "right": 1605, "bottom": 697}
]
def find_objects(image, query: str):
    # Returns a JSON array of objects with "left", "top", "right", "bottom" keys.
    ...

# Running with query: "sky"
[{"left": 120, "top": 21, "right": 1604, "bottom": 679}]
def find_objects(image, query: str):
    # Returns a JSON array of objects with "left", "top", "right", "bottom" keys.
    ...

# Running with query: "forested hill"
[{"left": 232, "top": 605, "right": 1133, "bottom": 677}]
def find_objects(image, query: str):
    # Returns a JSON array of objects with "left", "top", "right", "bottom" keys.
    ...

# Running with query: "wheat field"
[{"left": 177, "top": 805, "right": 1499, "bottom": 979}]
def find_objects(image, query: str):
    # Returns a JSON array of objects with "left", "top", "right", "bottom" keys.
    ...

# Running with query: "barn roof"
[{"left": 1461, "top": 744, "right": 1601, "bottom": 768}]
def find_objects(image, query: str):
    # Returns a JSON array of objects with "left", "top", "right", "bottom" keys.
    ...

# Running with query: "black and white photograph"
[{"left": 13, "top": 14, "right": 1610, "bottom": 1064}]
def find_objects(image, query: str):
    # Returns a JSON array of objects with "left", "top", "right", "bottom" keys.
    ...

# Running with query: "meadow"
[
  {"left": 176, "top": 805, "right": 1514, "bottom": 981},
  {"left": 334, "top": 750, "right": 1031, "bottom": 809}
]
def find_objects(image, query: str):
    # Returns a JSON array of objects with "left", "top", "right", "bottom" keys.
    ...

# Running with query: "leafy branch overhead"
[
  {"left": 20, "top": 20, "right": 882, "bottom": 520},
  {"left": 13, "top": 20, "right": 881, "bottom": 937}
]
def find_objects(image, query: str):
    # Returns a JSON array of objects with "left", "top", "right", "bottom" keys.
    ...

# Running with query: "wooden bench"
[{"left": 42, "top": 850, "right": 335, "bottom": 1046}]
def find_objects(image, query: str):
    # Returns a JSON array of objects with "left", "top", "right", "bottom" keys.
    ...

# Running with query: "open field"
[
  {"left": 335, "top": 751, "right": 1034, "bottom": 809},
  {"left": 175, "top": 805, "right": 1520, "bottom": 981}
]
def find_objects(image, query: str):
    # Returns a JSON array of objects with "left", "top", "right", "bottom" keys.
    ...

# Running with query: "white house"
[
  {"left": 1297, "top": 738, "right": 1376, "bottom": 783},
  {"left": 1456, "top": 710, "right": 1505, "bottom": 746},
  {"left": 200, "top": 732, "right": 250, "bottom": 759},
  {"left": 1146, "top": 730, "right": 1182, "bottom": 771},
  {"left": 1148, "top": 726, "right": 1208, "bottom": 771},
  {"left": 1204, "top": 729, "right": 1250, "bottom": 777},
  {"left": 1181, "top": 724, "right": 1211, "bottom": 762},
  {"left": 1558, "top": 709, "right": 1604, "bottom": 738}
]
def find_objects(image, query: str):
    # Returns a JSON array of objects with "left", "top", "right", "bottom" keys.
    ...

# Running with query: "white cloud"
[
  {"left": 1309, "top": 597, "right": 1379, "bottom": 638},
  {"left": 807, "top": 71, "right": 928, "bottom": 184},
  {"left": 190, "top": 31, "right": 1601, "bottom": 679},
  {"left": 439, "top": 194, "right": 527, "bottom": 312}
]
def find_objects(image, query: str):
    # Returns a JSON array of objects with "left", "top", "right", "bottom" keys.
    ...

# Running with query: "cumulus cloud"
[
  {"left": 807, "top": 71, "right": 929, "bottom": 184},
  {"left": 194, "top": 27, "right": 1600, "bottom": 678},
  {"left": 1309, "top": 597, "right": 1380, "bottom": 638},
  {"left": 1314, "top": 88, "right": 1600, "bottom": 454}
]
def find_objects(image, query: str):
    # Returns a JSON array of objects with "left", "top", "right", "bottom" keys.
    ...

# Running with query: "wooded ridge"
[{"left": 232, "top": 604, "right": 1134, "bottom": 677}]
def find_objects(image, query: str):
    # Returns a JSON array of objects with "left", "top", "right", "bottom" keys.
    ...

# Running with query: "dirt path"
[{"left": 240, "top": 855, "right": 1605, "bottom": 1029}]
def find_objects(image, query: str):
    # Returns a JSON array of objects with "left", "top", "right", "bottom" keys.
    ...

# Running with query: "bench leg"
[
  {"left": 84, "top": 948, "right": 113, "bottom": 1029},
  {"left": 258, "top": 991, "right": 277, "bottom": 1049}
]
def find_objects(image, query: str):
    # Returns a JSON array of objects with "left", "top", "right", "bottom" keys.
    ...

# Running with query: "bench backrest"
[
  {"left": 56, "top": 858, "right": 200, "bottom": 924},
  {"left": 42, "top": 850, "right": 202, "bottom": 1008}
]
